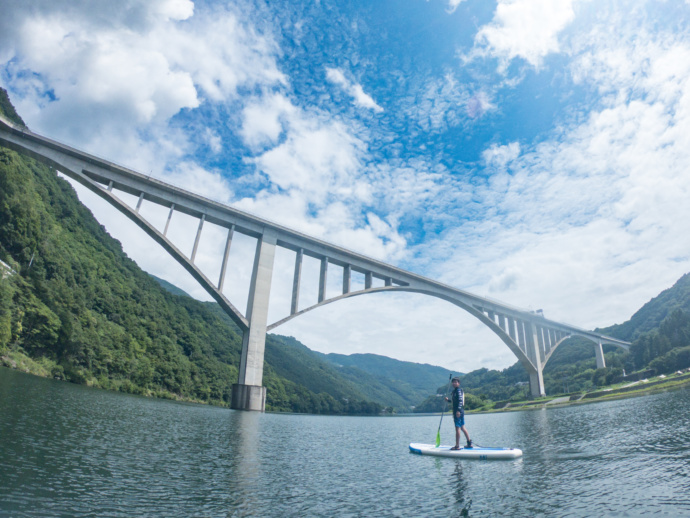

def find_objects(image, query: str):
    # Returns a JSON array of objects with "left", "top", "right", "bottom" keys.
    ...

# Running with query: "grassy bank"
[
  {"left": 0, "top": 350, "right": 221, "bottom": 406},
  {"left": 467, "top": 371, "right": 690, "bottom": 414}
]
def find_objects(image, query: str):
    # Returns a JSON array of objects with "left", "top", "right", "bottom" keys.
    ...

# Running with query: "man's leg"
[
  {"left": 455, "top": 425, "right": 461, "bottom": 447},
  {"left": 461, "top": 425, "right": 472, "bottom": 447}
]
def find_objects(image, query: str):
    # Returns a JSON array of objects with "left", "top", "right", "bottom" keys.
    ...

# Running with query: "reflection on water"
[
  {"left": 1, "top": 367, "right": 689, "bottom": 517},
  {"left": 451, "top": 463, "right": 472, "bottom": 517},
  {"left": 232, "top": 411, "right": 262, "bottom": 514}
]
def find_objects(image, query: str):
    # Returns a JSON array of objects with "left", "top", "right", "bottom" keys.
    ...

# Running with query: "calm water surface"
[{"left": 1, "top": 367, "right": 689, "bottom": 517}]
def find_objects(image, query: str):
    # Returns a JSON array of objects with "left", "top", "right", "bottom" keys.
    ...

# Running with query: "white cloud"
[
  {"left": 253, "top": 117, "right": 364, "bottom": 195},
  {"left": 429, "top": 30, "right": 690, "bottom": 337},
  {"left": 165, "top": 162, "right": 235, "bottom": 203},
  {"left": 446, "top": 0, "right": 468, "bottom": 14},
  {"left": 0, "top": 1, "right": 284, "bottom": 170},
  {"left": 325, "top": 67, "right": 383, "bottom": 112},
  {"left": 204, "top": 128, "right": 223, "bottom": 154},
  {"left": 398, "top": 73, "right": 495, "bottom": 136},
  {"left": 240, "top": 94, "right": 296, "bottom": 149},
  {"left": 471, "top": 0, "right": 580, "bottom": 71},
  {"left": 466, "top": 90, "right": 494, "bottom": 118},
  {"left": 483, "top": 142, "right": 521, "bottom": 168}
]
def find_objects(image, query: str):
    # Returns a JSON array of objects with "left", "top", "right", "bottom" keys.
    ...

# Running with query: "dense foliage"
[
  {"left": 0, "top": 125, "right": 382, "bottom": 413},
  {"left": 0, "top": 89, "right": 25, "bottom": 127},
  {"left": 629, "top": 309, "right": 690, "bottom": 374},
  {"left": 0, "top": 144, "right": 242, "bottom": 402}
]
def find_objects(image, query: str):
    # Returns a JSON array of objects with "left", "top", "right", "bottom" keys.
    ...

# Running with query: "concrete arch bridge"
[{"left": 0, "top": 115, "right": 630, "bottom": 410}]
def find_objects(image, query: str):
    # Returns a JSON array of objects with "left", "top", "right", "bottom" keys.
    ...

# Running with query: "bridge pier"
[
  {"left": 231, "top": 384, "right": 266, "bottom": 412},
  {"left": 527, "top": 322, "right": 546, "bottom": 397},
  {"left": 529, "top": 370, "right": 545, "bottom": 398},
  {"left": 595, "top": 340, "right": 606, "bottom": 369},
  {"left": 231, "top": 230, "right": 277, "bottom": 411}
]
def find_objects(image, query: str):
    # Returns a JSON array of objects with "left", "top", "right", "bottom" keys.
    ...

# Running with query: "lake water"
[{"left": 1, "top": 367, "right": 689, "bottom": 517}]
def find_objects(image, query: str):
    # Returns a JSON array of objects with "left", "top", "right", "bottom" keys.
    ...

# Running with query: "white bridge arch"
[{"left": 0, "top": 115, "right": 630, "bottom": 410}]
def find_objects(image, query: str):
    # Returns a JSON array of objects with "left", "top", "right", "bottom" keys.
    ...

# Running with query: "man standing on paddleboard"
[{"left": 445, "top": 377, "right": 472, "bottom": 450}]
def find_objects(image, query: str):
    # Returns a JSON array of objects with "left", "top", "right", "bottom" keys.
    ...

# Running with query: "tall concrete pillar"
[
  {"left": 527, "top": 322, "right": 546, "bottom": 397},
  {"left": 595, "top": 341, "right": 606, "bottom": 369},
  {"left": 232, "top": 229, "right": 277, "bottom": 412}
]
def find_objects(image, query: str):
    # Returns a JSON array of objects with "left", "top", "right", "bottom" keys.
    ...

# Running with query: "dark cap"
[{"left": 451, "top": 377, "right": 461, "bottom": 383}]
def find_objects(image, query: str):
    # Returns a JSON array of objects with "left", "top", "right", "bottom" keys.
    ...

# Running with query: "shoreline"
[
  {"left": 3, "top": 350, "right": 689, "bottom": 416},
  {"left": 466, "top": 372, "right": 690, "bottom": 415}
]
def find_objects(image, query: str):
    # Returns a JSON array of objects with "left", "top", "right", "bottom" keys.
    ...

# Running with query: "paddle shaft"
[{"left": 436, "top": 373, "right": 453, "bottom": 441}]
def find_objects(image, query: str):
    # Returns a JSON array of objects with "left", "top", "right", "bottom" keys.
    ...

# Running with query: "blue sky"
[{"left": 2, "top": 0, "right": 690, "bottom": 372}]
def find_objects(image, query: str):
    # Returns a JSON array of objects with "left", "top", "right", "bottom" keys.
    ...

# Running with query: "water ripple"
[{"left": 1, "top": 369, "right": 689, "bottom": 516}]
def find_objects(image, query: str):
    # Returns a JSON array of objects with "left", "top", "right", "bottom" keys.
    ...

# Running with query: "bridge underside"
[{"left": 0, "top": 115, "right": 631, "bottom": 410}]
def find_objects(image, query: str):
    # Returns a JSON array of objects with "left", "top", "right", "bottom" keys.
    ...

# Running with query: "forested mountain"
[
  {"left": 315, "top": 352, "right": 453, "bottom": 408},
  {"left": 0, "top": 90, "right": 386, "bottom": 414},
  {"left": 416, "top": 274, "right": 690, "bottom": 411},
  {"left": 150, "top": 275, "right": 192, "bottom": 298},
  {"left": 538, "top": 274, "right": 690, "bottom": 394},
  {"left": 600, "top": 273, "right": 690, "bottom": 341}
]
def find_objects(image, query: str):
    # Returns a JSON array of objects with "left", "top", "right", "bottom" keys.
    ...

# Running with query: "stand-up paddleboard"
[{"left": 409, "top": 443, "right": 522, "bottom": 460}]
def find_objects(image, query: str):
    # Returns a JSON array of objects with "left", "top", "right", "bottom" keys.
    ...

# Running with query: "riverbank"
[
  {"left": 0, "top": 350, "right": 221, "bottom": 407},
  {"left": 468, "top": 370, "right": 690, "bottom": 415},
  {"left": 4, "top": 347, "right": 690, "bottom": 416}
]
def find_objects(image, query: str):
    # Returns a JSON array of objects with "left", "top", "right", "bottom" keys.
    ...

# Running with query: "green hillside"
[
  {"left": 150, "top": 274, "right": 192, "bottom": 298},
  {"left": 600, "top": 273, "right": 690, "bottom": 341},
  {"left": 538, "top": 274, "right": 690, "bottom": 393},
  {"left": 0, "top": 91, "right": 383, "bottom": 414},
  {"left": 415, "top": 274, "right": 690, "bottom": 411},
  {"left": 0, "top": 89, "right": 25, "bottom": 127},
  {"left": 316, "top": 352, "right": 454, "bottom": 409}
]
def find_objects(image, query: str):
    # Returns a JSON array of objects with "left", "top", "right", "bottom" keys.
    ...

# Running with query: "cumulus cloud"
[
  {"left": 426, "top": 26, "right": 690, "bottom": 338},
  {"left": 0, "top": 0, "right": 284, "bottom": 167},
  {"left": 483, "top": 142, "right": 521, "bottom": 168},
  {"left": 236, "top": 104, "right": 409, "bottom": 260},
  {"left": 325, "top": 67, "right": 384, "bottom": 113},
  {"left": 240, "top": 94, "right": 296, "bottom": 149},
  {"left": 471, "top": 0, "right": 580, "bottom": 71}
]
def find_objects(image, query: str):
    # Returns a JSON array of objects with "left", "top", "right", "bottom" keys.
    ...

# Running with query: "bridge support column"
[
  {"left": 527, "top": 322, "right": 546, "bottom": 398},
  {"left": 231, "top": 384, "right": 266, "bottom": 412},
  {"left": 232, "top": 230, "right": 277, "bottom": 412},
  {"left": 595, "top": 341, "right": 606, "bottom": 369}
]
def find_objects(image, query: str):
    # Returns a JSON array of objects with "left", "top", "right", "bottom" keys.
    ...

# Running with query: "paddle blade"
[{"left": 435, "top": 430, "right": 441, "bottom": 448}]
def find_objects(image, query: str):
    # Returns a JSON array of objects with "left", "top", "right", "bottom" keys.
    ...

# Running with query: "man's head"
[{"left": 451, "top": 377, "right": 460, "bottom": 387}]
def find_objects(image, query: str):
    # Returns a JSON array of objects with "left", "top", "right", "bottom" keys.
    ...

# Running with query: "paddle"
[{"left": 435, "top": 373, "right": 453, "bottom": 448}]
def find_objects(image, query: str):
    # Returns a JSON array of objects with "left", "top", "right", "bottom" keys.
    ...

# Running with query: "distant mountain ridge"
[
  {"left": 150, "top": 275, "right": 192, "bottom": 298},
  {"left": 149, "top": 276, "right": 454, "bottom": 410},
  {"left": 148, "top": 272, "right": 456, "bottom": 410},
  {"left": 315, "top": 351, "right": 455, "bottom": 409},
  {"left": 600, "top": 273, "right": 690, "bottom": 341}
]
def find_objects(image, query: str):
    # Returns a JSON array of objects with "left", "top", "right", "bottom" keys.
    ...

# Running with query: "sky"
[{"left": 2, "top": 0, "right": 690, "bottom": 373}]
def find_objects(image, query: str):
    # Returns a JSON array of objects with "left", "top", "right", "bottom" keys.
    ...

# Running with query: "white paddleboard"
[{"left": 409, "top": 442, "right": 523, "bottom": 460}]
